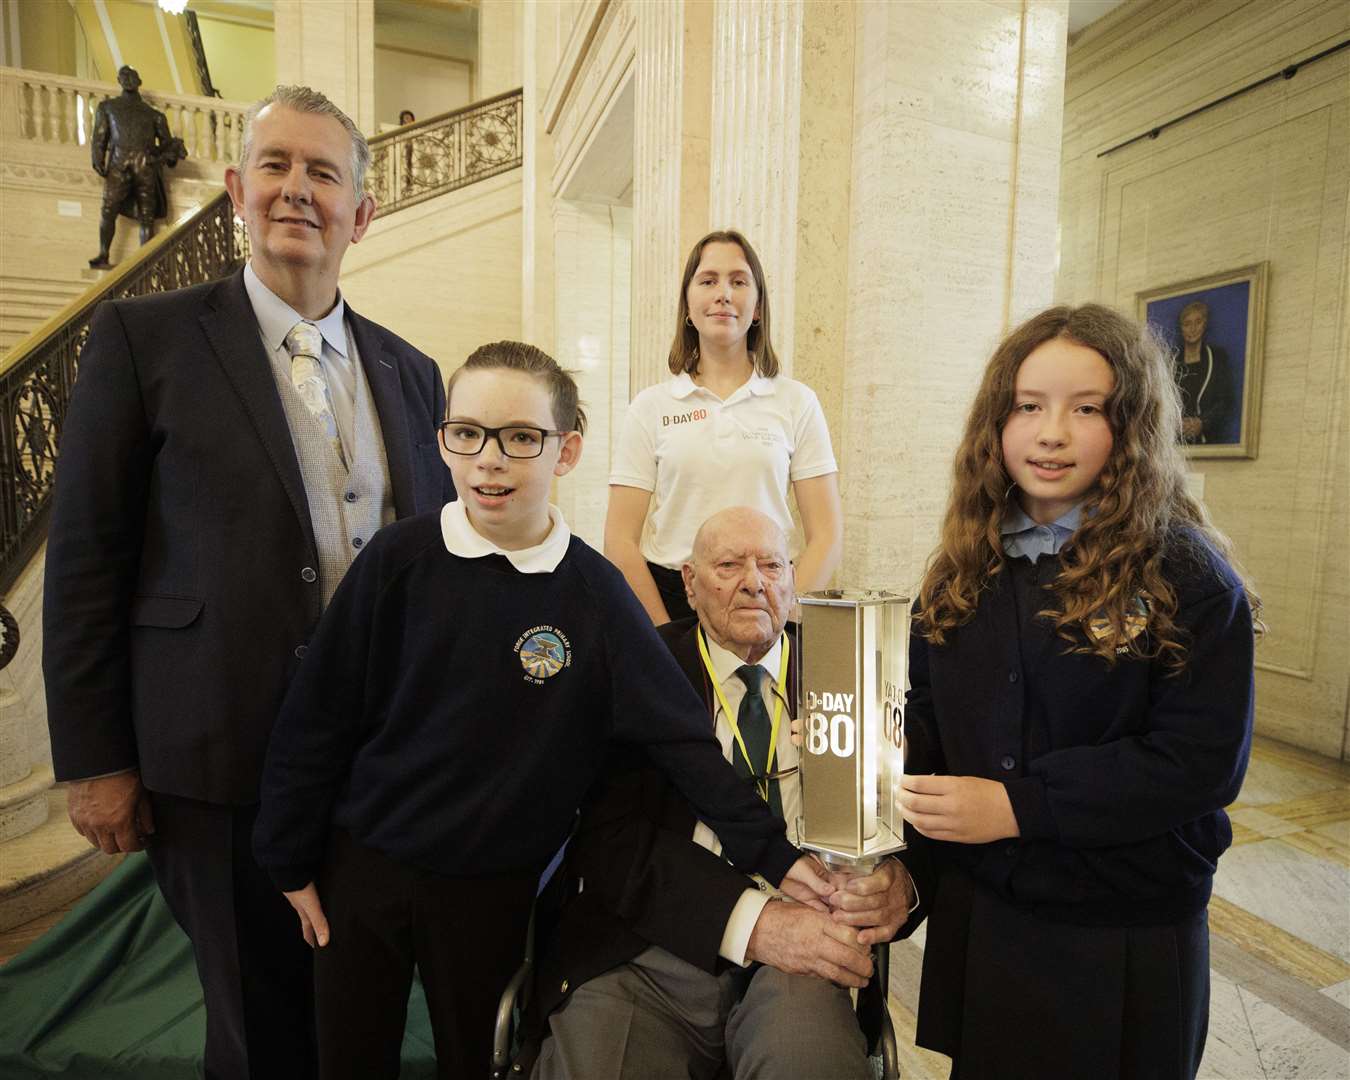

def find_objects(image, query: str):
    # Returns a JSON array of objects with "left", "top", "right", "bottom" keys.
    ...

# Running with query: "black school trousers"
[{"left": 313, "top": 828, "right": 538, "bottom": 1080}]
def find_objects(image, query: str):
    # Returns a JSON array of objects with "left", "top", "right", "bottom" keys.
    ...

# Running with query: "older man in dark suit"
[
  {"left": 525, "top": 506, "right": 916, "bottom": 1079},
  {"left": 42, "top": 85, "right": 453, "bottom": 1080}
]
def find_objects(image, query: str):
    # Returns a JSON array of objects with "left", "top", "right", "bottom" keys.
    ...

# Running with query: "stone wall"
[{"left": 1057, "top": 0, "right": 1350, "bottom": 757}]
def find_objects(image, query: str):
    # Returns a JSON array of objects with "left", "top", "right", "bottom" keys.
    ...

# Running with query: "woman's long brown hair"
[
  {"left": 667, "top": 230, "right": 780, "bottom": 378},
  {"left": 914, "top": 304, "right": 1262, "bottom": 670}
]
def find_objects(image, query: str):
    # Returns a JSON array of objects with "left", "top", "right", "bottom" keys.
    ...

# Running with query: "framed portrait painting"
[{"left": 1137, "top": 262, "right": 1268, "bottom": 459}]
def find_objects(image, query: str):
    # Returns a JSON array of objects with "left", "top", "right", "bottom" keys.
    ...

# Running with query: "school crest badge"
[
  {"left": 514, "top": 625, "right": 572, "bottom": 684},
  {"left": 1087, "top": 594, "right": 1151, "bottom": 653}
]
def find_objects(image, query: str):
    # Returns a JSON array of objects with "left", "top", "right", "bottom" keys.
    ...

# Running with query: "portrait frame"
[{"left": 1137, "top": 262, "right": 1268, "bottom": 459}]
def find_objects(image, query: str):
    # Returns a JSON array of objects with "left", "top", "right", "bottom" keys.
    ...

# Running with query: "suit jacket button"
[
  {"left": 1001, "top": 755, "right": 1016, "bottom": 771},
  {"left": 1008, "top": 671, "right": 1019, "bottom": 683},
  {"left": 560, "top": 979, "right": 569, "bottom": 993},
  {"left": 294, "top": 645, "right": 308, "bottom": 659},
  {"left": 301, "top": 567, "right": 317, "bottom": 583}
]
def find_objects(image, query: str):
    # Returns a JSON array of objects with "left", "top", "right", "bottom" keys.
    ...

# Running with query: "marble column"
[
  {"left": 478, "top": 0, "right": 522, "bottom": 100},
  {"left": 520, "top": 0, "right": 557, "bottom": 350},
  {"left": 840, "top": 0, "right": 1068, "bottom": 593},
  {"left": 708, "top": 0, "right": 804, "bottom": 372},
  {"left": 273, "top": 0, "right": 375, "bottom": 135},
  {"left": 552, "top": 201, "right": 633, "bottom": 544},
  {"left": 0, "top": 550, "right": 118, "bottom": 932},
  {"left": 631, "top": 0, "right": 710, "bottom": 394}
]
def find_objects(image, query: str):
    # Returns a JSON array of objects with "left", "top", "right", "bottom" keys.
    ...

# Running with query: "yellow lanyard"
[{"left": 696, "top": 629, "right": 790, "bottom": 803}]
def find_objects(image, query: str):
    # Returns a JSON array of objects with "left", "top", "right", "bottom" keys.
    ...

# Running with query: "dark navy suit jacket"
[{"left": 43, "top": 268, "right": 454, "bottom": 804}]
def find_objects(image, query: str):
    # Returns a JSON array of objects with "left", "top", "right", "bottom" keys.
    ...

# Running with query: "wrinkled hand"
[
  {"left": 67, "top": 772, "right": 155, "bottom": 854},
  {"left": 745, "top": 900, "right": 873, "bottom": 988},
  {"left": 283, "top": 883, "right": 330, "bottom": 948},
  {"left": 827, "top": 858, "right": 915, "bottom": 946},
  {"left": 899, "top": 774, "right": 1019, "bottom": 844}
]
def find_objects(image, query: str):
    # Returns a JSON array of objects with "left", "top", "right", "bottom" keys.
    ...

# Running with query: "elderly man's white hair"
[{"left": 239, "top": 85, "right": 371, "bottom": 196}]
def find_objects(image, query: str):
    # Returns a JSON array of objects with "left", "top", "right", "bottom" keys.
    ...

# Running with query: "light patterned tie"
[{"left": 284, "top": 321, "right": 347, "bottom": 469}]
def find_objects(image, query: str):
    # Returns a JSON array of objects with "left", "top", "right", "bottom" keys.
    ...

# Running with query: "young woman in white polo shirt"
[{"left": 605, "top": 230, "right": 843, "bottom": 623}]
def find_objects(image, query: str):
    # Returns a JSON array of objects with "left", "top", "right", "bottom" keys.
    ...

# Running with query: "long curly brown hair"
[{"left": 914, "top": 304, "right": 1261, "bottom": 670}]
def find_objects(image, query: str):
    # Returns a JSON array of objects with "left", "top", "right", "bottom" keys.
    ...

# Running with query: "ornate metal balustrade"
[
  {"left": 0, "top": 192, "right": 247, "bottom": 593},
  {"left": 0, "top": 88, "right": 525, "bottom": 595},
  {"left": 366, "top": 88, "right": 523, "bottom": 215}
]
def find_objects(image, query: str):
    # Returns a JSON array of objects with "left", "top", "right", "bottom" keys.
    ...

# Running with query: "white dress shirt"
[{"left": 692, "top": 632, "right": 801, "bottom": 966}]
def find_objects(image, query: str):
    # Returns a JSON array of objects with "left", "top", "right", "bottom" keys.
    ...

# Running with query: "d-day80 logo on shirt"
[
  {"left": 661, "top": 408, "right": 708, "bottom": 427},
  {"left": 514, "top": 626, "right": 572, "bottom": 684}
]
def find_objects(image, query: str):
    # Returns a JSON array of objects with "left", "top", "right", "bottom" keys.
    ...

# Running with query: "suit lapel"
[
  {"left": 671, "top": 622, "right": 716, "bottom": 725},
  {"left": 346, "top": 307, "right": 416, "bottom": 518},
  {"left": 198, "top": 272, "right": 316, "bottom": 555}
]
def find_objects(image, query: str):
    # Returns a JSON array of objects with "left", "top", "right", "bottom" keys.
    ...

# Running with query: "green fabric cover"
[{"left": 0, "top": 854, "right": 438, "bottom": 1078}]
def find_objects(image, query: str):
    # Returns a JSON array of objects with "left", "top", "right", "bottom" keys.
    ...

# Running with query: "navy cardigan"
[{"left": 900, "top": 529, "right": 1255, "bottom": 927}]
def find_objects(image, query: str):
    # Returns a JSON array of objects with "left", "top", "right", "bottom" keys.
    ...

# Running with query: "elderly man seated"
[{"left": 521, "top": 506, "right": 916, "bottom": 1079}]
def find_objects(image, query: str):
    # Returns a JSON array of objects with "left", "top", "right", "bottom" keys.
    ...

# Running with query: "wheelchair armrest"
[{"left": 491, "top": 956, "right": 531, "bottom": 1076}]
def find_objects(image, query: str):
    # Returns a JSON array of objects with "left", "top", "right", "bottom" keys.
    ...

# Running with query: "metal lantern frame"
[{"left": 794, "top": 590, "right": 910, "bottom": 870}]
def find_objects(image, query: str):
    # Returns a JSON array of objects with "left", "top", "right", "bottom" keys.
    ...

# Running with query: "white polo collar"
[
  {"left": 439, "top": 499, "right": 571, "bottom": 573},
  {"left": 244, "top": 261, "right": 349, "bottom": 358},
  {"left": 671, "top": 370, "right": 778, "bottom": 402}
]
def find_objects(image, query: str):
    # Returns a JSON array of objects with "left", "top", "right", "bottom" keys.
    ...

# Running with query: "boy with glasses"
[{"left": 254, "top": 341, "right": 827, "bottom": 1080}]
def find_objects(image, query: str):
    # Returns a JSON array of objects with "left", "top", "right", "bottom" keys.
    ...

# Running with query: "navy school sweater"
[
  {"left": 901, "top": 529, "right": 1255, "bottom": 927},
  {"left": 253, "top": 512, "right": 799, "bottom": 892}
]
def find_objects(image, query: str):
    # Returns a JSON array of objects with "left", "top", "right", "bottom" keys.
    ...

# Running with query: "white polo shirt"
[{"left": 610, "top": 372, "right": 837, "bottom": 569}]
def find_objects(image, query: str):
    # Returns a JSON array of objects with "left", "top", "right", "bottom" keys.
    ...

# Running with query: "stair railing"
[
  {"left": 366, "top": 87, "right": 523, "bottom": 216},
  {"left": 0, "top": 192, "right": 247, "bottom": 593},
  {"left": 0, "top": 88, "right": 527, "bottom": 594},
  {"left": 0, "top": 65, "right": 249, "bottom": 164}
]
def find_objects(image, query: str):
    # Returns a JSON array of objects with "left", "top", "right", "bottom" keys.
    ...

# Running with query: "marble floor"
[
  {"left": 3, "top": 736, "right": 1348, "bottom": 1078},
  {"left": 886, "top": 736, "right": 1350, "bottom": 1080}
]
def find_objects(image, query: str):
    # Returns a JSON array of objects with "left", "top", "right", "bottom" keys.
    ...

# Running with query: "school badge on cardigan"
[
  {"left": 1087, "top": 594, "right": 1151, "bottom": 653},
  {"left": 514, "top": 626, "right": 572, "bottom": 684}
]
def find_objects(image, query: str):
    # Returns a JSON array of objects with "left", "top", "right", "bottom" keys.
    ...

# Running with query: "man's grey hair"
[{"left": 239, "top": 85, "right": 371, "bottom": 196}]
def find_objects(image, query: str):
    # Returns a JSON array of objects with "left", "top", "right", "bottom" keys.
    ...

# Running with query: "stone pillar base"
[
  {"left": 0, "top": 784, "right": 123, "bottom": 933},
  {"left": 0, "top": 762, "right": 49, "bottom": 843}
]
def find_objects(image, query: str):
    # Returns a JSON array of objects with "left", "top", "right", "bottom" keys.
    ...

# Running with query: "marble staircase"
[{"left": 0, "top": 274, "right": 88, "bottom": 357}]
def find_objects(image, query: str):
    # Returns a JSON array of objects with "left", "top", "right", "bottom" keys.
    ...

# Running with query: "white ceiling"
[{"left": 1068, "top": 0, "right": 1130, "bottom": 38}]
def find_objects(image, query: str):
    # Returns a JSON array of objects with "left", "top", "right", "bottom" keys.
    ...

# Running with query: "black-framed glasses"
[{"left": 438, "top": 421, "right": 569, "bottom": 459}]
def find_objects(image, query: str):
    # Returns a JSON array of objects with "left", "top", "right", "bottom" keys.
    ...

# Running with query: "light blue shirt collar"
[
  {"left": 244, "top": 261, "right": 348, "bottom": 358},
  {"left": 1001, "top": 503, "right": 1082, "bottom": 563}
]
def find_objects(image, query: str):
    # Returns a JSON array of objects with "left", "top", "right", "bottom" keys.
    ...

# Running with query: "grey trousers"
[{"left": 533, "top": 945, "right": 874, "bottom": 1080}]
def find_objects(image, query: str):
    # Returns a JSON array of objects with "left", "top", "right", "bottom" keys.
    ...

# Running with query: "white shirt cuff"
[{"left": 719, "top": 888, "right": 772, "bottom": 967}]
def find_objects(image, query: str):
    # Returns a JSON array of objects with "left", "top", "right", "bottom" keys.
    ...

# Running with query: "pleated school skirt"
[{"left": 916, "top": 866, "right": 1210, "bottom": 1080}]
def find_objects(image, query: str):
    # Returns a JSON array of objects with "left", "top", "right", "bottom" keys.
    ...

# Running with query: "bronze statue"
[{"left": 88, "top": 66, "right": 187, "bottom": 269}]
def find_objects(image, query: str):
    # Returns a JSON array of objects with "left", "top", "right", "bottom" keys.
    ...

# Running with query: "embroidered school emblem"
[
  {"left": 514, "top": 626, "right": 572, "bottom": 684},
  {"left": 1087, "top": 594, "right": 1151, "bottom": 652}
]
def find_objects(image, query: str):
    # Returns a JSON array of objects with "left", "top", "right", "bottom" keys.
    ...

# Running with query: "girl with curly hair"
[{"left": 896, "top": 304, "right": 1260, "bottom": 1079}]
